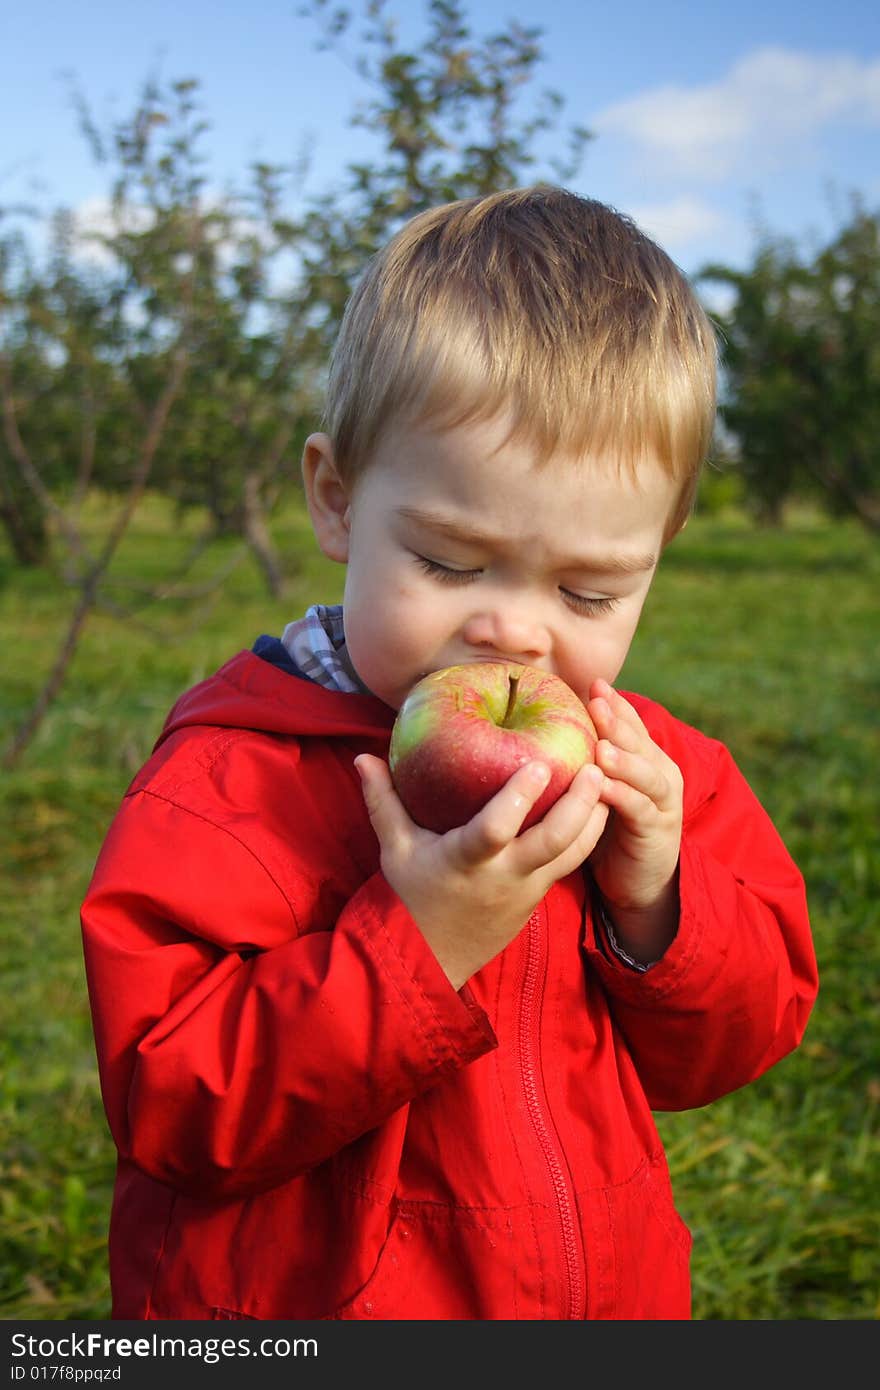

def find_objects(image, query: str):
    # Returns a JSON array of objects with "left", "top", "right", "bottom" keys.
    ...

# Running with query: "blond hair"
[{"left": 324, "top": 185, "right": 718, "bottom": 538}]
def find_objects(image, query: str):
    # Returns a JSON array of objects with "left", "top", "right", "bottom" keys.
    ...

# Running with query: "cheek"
[
  {"left": 605, "top": 606, "right": 647, "bottom": 672},
  {"left": 381, "top": 583, "right": 449, "bottom": 651},
  {"left": 346, "top": 575, "right": 438, "bottom": 663},
  {"left": 566, "top": 610, "right": 643, "bottom": 687},
  {"left": 608, "top": 601, "right": 644, "bottom": 648}
]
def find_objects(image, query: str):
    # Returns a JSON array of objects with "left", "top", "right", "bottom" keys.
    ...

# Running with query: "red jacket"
[{"left": 80, "top": 650, "right": 817, "bottom": 1320}]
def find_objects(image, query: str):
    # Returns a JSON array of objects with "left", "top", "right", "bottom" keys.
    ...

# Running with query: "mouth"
[{"left": 415, "top": 657, "right": 543, "bottom": 685}]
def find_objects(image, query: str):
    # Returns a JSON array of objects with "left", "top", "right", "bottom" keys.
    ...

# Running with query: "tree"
[
  {"left": 0, "top": 79, "right": 292, "bottom": 766},
  {"left": 1, "top": 1, "right": 590, "bottom": 765},
  {"left": 700, "top": 201, "right": 880, "bottom": 530},
  {"left": 296, "top": 0, "right": 591, "bottom": 352},
  {"left": 0, "top": 228, "right": 53, "bottom": 565}
]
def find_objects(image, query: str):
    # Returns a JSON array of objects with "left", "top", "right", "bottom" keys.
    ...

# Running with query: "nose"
[{"left": 461, "top": 603, "right": 551, "bottom": 664}]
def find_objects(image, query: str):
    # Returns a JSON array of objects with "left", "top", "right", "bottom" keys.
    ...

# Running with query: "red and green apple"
[{"left": 389, "top": 662, "right": 597, "bottom": 834}]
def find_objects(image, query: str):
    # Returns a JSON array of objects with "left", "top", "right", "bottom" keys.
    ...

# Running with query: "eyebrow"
[{"left": 394, "top": 505, "right": 657, "bottom": 576}]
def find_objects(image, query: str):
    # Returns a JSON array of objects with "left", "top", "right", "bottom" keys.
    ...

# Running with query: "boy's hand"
[
  {"left": 354, "top": 754, "right": 608, "bottom": 990},
  {"left": 586, "top": 678, "right": 684, "bottom": 965}
]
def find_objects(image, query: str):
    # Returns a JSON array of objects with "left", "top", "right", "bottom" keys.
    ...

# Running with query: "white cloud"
[
  {"left": 627, "top": 196, "right": 723, "bottom": 253},
  {"left": 70, "top": 194, "right": 267, "bottom": 270},
  {"left": 594, "top": 47, "right": 880, "bottom": 180},
  {"left": 68, "top": 193, "right": 305, "bottom": 304},
  {"left": 71, "top": 196, "right": 154, "bottom": 268}
]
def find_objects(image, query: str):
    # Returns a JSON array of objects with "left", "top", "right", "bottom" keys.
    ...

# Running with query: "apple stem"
[{"left": 502, "top": 671, "right": 520, "bottom": 727}]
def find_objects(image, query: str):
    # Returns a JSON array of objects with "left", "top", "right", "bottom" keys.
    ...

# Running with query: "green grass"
[{"left": 1, "top": 494, "right": 877, "bottom": 1320}]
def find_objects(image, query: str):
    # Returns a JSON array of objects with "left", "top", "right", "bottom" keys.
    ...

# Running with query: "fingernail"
[
  {"left": 353, "top": 756, "right": 366, "bottom": 781},
  {"left": 528, "top": 763, "right": 550, "bottom": 787}
]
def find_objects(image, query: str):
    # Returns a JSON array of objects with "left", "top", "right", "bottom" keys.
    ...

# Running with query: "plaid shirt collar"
[{"left": 280, "top": 604, "right": 369, "bottom": 695}]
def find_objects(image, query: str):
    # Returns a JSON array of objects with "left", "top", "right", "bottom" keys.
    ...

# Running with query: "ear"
[{"left": 301, "top": 433, "right": 352, "bottom": 564}]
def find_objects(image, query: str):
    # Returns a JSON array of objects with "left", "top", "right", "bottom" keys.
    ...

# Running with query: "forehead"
[{"left": 362, "top": 415, "right": 679, "bottom": 558}]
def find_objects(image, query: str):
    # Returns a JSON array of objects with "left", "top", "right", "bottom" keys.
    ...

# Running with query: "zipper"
[{"left": 518, "top": 908, "right": 585, "bottom": 1320}]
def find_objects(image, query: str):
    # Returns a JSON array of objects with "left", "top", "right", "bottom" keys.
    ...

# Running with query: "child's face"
[{"left": 305, "top": 414, "right": 681, "bottom": 711}]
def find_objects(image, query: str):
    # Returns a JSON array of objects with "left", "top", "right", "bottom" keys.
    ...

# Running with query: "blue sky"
[{"left": 2, "top": 0, "right": 878, "bottom": 295}]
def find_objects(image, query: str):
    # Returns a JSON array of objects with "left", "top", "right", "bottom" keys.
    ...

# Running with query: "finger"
[
  {"left": 545, "top": 798, "right": 611, "bottom": 881},
  {"left": 591, "top": 677, "right": 641, "bottom": 717},
  {"left": 588, "top": 685, "right": 651, "bottom": 752},
  {"left": 515, "top": 761, "right": 605, "bottom": 874},
  {"left": 451, "top": 761, "right": 551, "bottom": 867},
  {"left": 595, "top": 742, "right": 682, "bottom": 816},
  {"left": 353, "top": 754, "right": 413, "bottom": 849}
]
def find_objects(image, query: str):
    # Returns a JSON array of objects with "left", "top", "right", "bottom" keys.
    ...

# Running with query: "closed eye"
[
  {"left": 417, "top": 556, "right": 620, "bottom": 615},
  {"left": 415, "top": 556, "right": 482, "bottom": 584},
  {"left": 561, "top": 590, "right": 619, "bottom": 616}
]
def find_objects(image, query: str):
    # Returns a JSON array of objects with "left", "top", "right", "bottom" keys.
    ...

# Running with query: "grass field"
[{"left": 1, "top": 493, "right": 878, "bottom": 1320}]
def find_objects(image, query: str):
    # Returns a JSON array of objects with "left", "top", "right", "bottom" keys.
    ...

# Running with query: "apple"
[{"left": 389, "top": 662, "right": 597, "bottom": 834}]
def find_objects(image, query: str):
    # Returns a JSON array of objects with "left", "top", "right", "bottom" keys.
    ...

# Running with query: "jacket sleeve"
[
  {"left": 80, "top": 790, "right": 496, "bottom": 1201},
  {"left": 582, "top": 734, "right": 818, "bottom": 1111}
]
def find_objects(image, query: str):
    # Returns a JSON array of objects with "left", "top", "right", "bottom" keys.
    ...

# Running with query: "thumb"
[{"left": 353, "top": 754, "right": 410, "bottom": 846}]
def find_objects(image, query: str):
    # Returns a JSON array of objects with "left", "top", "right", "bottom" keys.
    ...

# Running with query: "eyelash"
[
  {"left": 416, "top": 556, "right": 478, "bottom": 586},
  {"left": 414, "top": 557, "right": 619, "bottom": 615},
  {"left": 563, "top": 591, "right": 618, "bottom": 616}
]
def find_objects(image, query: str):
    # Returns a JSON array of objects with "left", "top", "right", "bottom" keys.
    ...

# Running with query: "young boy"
[{"left": 80, "top": 185, "right": 818, "bottom": 1321}]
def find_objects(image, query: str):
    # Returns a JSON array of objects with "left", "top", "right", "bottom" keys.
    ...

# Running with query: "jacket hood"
[{"left": 155, "top": 649, "right": 395, "bottom": 750}]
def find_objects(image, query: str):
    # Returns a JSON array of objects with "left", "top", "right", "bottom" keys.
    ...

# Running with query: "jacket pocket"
[
  {"left": 326, "top": 1201, "right": 551, "bottom": 1320},
  {"left": 585, "top": 1155, "right": 692, "bottom": 1320},
  {"left": 324, "top": 1210, "right": 401, "bottom": 1319}
]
